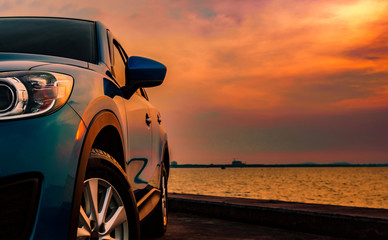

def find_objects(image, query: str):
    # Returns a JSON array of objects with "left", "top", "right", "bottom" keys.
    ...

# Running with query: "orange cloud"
[{"left": 2, "top": 0, "right": 388, "bottom": 163}]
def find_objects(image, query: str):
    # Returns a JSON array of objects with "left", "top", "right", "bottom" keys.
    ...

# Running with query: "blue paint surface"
[{"left": 126, "top": 158, "right": 148, "bottom": 184}]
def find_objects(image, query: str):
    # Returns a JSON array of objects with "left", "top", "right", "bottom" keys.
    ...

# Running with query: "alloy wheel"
[{"left": 77, "top": 178, "right": 129, "bottom": 240}]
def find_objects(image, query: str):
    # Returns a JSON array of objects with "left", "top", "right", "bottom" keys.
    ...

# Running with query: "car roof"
[{"left": 0, "top": 16, "right": 95, "bottom": 23}]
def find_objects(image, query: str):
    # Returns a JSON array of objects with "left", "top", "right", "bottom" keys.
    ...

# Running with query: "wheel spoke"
[
  {"left": 99, "top": 186, "right": 113, "bottom": 224},
  {"left": 100, "top": 236, "right": 115, "bottom": 240},
  {"left": 77, "top": 227, "right": 91, "bottom": 238},
  {"left": 85, "top": 179, "right": 99, "bottom": 221},
  {"left": 104, "top": 206, "right": 127, "bottom": 235},
  {"left": 80, "top": 173, "right": 129, "bottom": 239},
  {"left": 79, "top": 205, "right": 92, "bottom": 232}
]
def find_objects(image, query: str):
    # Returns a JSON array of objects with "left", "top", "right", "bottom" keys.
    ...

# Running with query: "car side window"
[{"left": 111, "top": 41, "right": 126, "bottom": 87}]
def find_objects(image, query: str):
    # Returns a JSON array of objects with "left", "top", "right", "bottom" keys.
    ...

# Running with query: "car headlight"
[{"left": 0, "top": 71, "right": 73, "bottom": 120}]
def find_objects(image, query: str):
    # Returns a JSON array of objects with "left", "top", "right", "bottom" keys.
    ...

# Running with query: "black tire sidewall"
[{"left": 84, "top": 151, "right": 140, "bottom": 240}]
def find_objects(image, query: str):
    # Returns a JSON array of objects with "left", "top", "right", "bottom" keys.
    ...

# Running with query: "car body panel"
[
  {"left": 0, "top": 53, "right": 89, "bottom": 69},
  {"left": 124, "top": 92, "right": 153, "bottom": 189},
  {"left": 0, "top": 103, "right": 85, "bottom": 238},
  {"left": 28, "top": 48, "right": 169, "bottom": 207},
  {"left": 0, "top": 59, "right": 50, "bottom": 71}
]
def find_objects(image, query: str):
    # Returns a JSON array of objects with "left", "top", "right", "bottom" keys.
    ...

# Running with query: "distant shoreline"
[{"left": 170, "top": 163, "right": 388, "bottom": 168}]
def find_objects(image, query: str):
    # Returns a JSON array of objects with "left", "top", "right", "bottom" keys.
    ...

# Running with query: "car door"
[{"left": 111, "top": 40, "right": 153, "bottom": 190}]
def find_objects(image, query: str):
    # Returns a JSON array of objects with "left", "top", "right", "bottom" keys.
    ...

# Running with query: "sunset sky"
[{"left": 2, "top": 0, "right": 388, "bottom": 164}]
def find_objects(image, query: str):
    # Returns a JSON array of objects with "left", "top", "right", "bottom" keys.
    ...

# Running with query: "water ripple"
[{"left": 168, "top": 167, "right": 388, "bottom": 209}]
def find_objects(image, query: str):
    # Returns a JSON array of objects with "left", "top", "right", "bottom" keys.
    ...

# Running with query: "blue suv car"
[{"left": 0, "top": 17, "right": 169, "bottom": 240}]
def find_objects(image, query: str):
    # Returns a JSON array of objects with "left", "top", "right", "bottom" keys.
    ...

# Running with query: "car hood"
[
  {"left": 0, "top": 53, "right": 89, "bottom": 72},
  {"left": 0, "top": 60, "right": 52, "bottom": 72}
]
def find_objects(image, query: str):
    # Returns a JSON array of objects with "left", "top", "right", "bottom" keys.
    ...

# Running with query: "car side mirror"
[{"left": 125, "top": 56, "right": 166, "bottom": 88}]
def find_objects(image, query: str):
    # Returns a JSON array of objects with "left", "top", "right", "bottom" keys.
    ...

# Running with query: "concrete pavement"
[
  {"left": 143, "top": 211, "right": 345, "bottom": 240},
  {"left": 166, "top": 193, "right": 388, "bottom": 239}
]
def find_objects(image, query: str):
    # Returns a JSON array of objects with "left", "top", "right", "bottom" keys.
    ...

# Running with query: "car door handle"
[{"left": 145, "top": 113, "right": 152, "bottom": 126}]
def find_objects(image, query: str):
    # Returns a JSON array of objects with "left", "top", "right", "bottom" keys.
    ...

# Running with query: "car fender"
[{"left": 67, "top": 110, "right": 138, "bottom": 239}]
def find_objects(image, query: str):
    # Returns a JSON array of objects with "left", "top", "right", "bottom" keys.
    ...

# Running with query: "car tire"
[
  {"left": 141, "top": 164, "right": 168, "bottom": 237},
  {"left": 77, "top": 148, "right": 140, "bottom": 240}
]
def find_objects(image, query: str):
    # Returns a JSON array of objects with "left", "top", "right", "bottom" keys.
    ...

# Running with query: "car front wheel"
[{"left": 77, "top": 149, "right": 139, "bottom": 240}]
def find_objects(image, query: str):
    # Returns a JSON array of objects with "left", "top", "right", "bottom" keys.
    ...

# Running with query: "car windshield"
[{"left": 0, "top": 18, "right": 97, "bottom": 63}]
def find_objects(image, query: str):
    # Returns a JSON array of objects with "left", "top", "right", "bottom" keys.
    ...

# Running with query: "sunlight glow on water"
[{"left": 168, "top": 167, "right": 388, "bottom": 209}]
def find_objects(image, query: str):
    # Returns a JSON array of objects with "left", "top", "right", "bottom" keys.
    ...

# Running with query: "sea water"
[{"left": 168, "top": 167, "right": 388, "bottom": 209}]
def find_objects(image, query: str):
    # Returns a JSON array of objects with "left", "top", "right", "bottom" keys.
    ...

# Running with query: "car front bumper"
[{"left": 0, "top": 104, "right": 86, "bottom": 239}]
